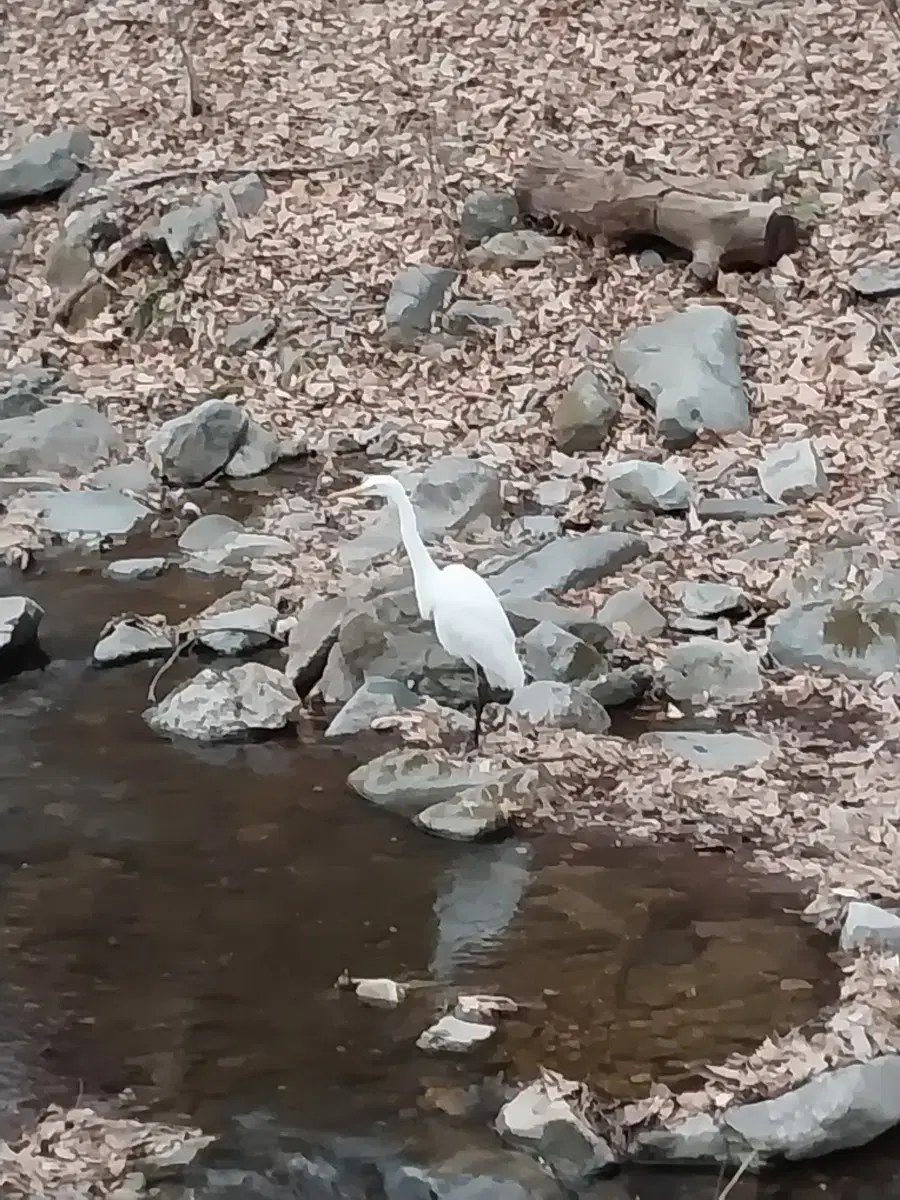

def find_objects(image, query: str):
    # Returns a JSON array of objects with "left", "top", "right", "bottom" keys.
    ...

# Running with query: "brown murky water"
[{"left": 0, "top": 545, "right": 897, "bottom": 1197}]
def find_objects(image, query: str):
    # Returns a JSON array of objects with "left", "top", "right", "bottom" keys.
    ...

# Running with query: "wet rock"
[
  {"left": 444, "top": 299, "right": 515, "bottom": 335},
  {"left": 355, "top": 977, "right": 407, "bottom": 1007},
  {"left": 325, "top": 676, "right": 422, "bottom": 737},
  {"left": 497, "top": 1077, "right": 616, "bottom": 1184},
  {"left": 222, "top": 417, "right": 283, "bottom": 479},
  {"left": 605, "top": 459, "right": 692, "bottom": 513},
  {"left": 840, "top": 901, "right": 900, "bottom": 952},
  {"left": 0, "top": 365, "right": 67, "bottom": 420},
  {"left": 177, "top": 514, "right": 246, "bottom": 553},
  {"left": 674, "top": 581, "right": 748, "bottom": 618},
  {"left": 347, "top": 748, "right": 506, "bottom": 815},
  {"left": 417, "top": 1014, "right": 496, "bottom": 1052},
  {"left": 581, "top": 664, "right": 652, "bottom": 709},
  {"left": 552, "top": 369, "right": 620, "bottom": 453},
  {"left": 597, "top": 586, "right": 666, "bottom": 637},
  {"left": 222, "top": 315, "right": 276, "bottom": 353},
  {"left": 614, "top": 305, "right": 750, "bottom": 448},
  {"left": 416, "top": 791, "right": 510, "bottom": 842},
  {"left": 487, "top": 531, "right": 649, "bottom": 598},
  {"left": 146, "top": 398, "right": 248, "bottom": 486},
  {"left": 283, "top": 595, "right": 347, "bottom": 694},
  {"left": 93, "top": 616, "right": 172, "bottom": 667},
  {"left": 469, "top": 230, "right": 558, "bottom": 267},
  {"left": 758, "top": 437, "right": 828, "bottom": 503},
  {"left": 849, "top": 263, "right": 900, "bottom": 298},
  {"left": 193, "top": 603, "right": 280, "bottom": 656},
  {"left": 0, "top": 596, "right": 43, "bottom": 662},
  {"left": 661, "top": 638, "right": 762, "bottom": 703},
  {"left": 650, "top": 730, "right": 774, "bottom": 770},
  {"left": 769, "top": 599, "right": 900, "bottom": 680},
  {"left": 384, "top": 264, "right": 458, "bottom": 343},
  {"left": 520, "top": 620, "right": 605, "bottom": 683},
  {"left": 459, "top": 189, "right": 520, "bottom": 246},
  {"left": 509, "top": 680, "right": 611, "bottom": 732},
  {"left": 103, "top": 556, "right": 167, "bottom": 582},
  {"left": 145, "top": 662, "right": 299, "bottom": 741},
  {"left": 722, "top": 1057, "right": 900, "bottom": 1162},
  {"left": 386, "top": 1144, "right": 569, "bottom": 1200},
  {"left": 698, "top": 495, "right": 786, "bottom": 522},
  {"left": 0, "top": 129, "right": 92, "bottom": 207},
  {"left": 0, "top": 402, "right": 124, "bottom": 476},
  {"left": 39, "top": 488, "right": 150, "bottom": 538}
]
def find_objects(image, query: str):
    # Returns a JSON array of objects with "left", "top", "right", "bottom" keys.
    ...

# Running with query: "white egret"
[{"left": 337, "top": 474, "right": 525, "bottom": 746}]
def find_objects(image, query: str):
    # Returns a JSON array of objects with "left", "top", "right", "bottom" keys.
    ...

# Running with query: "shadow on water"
[{"left": 0, "top": 549, "right": 897, "bottom": 1195}]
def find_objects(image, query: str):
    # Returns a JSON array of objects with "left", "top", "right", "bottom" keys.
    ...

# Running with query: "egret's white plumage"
[{"left": 338, "top": 473, "right": 525, "bottom": 742}]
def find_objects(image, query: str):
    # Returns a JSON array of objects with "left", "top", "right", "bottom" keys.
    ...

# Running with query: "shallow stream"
[{"left": 0, "top": 528, "right": 898, "bottom": 1197}]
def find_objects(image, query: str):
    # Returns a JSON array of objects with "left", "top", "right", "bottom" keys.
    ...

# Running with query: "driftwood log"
[{"left": 514, "top": 148, "right": 799, "bottom": 282}]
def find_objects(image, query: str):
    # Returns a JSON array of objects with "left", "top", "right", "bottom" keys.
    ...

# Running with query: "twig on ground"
[
  {"left": 115, "top": 159, "right": 368, "bottom": 191},
  {"left": 46, "top": 233, "right": 151, "bottom": 329},
  {"left": 167, "top": 3, "right": 203, "bottom": 118}
]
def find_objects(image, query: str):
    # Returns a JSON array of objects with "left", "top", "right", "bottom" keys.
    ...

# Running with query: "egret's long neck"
[{"left": 393, "top": 490, "right": 440, "bottom": 618}]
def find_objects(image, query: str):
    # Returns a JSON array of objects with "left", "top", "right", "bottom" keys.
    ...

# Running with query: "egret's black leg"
[{"left": 468, "top": 665, "right": 492, "bottom": 751}]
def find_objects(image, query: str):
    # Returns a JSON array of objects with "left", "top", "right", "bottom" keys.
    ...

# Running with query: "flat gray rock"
[
  {"left": 39, "top": 488, "right": 149, "bottom": 538},
  {"left": 614, "top": 305, "right": 750, "bottom": 448},
  {"left": 153, "top": 196, "right": 222, "bottom": 259},
  {"left": 177, "top": 514, "right": 246, "bottom": 554},
  {"left": 416, "top": 789, "right": 511, "bottom": 841},
  {"left": 674, "top": 581, "right": 748, "bottom": 617},
  {"left": 769, "top": 599, "right": 900, "bottom": 680},
  {"left": 222, "top": 316, "right": 276, "bottom": 353},
  {"left": 103, "top": 557, "right": 166, "bottom": 582},
  {"left": 509, "top": 680, "right": 611, "bottom": 733},
  {"left": 144, "top": 662, "right": 299, "bottom": 741},
  {"left": 92, "top": 617, "right": 172, "bottom": 666},
  {"left": 0, "top": 402, "right": 124, "bottom": 477},
  {"left": 469, "top": 230, "right": 559, "bottom": 267},
  {"left": 598, "top": 586, "right": 666, "bottom": 638},
  {"left": 849, "top": 263, "right": 900, "bottom": 297},
  {"left": 661, "top": 637, "right": 762, "bottom": 703},
  {"left": 193, "top": 603, "right": 280, "bottom": 655},
  {"left": 650, "top": 731, "right": 774, "bottom": 771},
  {"left": 146, "top": 398, "right": 248, "bottom": 486},
  {"left": 605, "top": 459, "right": 692, "bottom": 512},
  {"left": 0, "top": 129, "right": 93, "bottom": 206},
  {"left": 0, "top": 596, "right": 43, "bottom": 659},
  {"left": 758, "top": 437, "right": 828, "bottom": 503},
  {"left": 324, "top": 676, "right": 422, "bottom": 737},
  {"left": 384, "top": 264, "right": 458, "bottom": 343},
  {"left": 552, "top": 369, "right": 620, "bottom": 454},
  {"left": 347, "top": 748, "right": 506, "bottom": 815},
  {"left": 487, "top": 531, "right": 649, "bottom": 598},
  {"left": 520, "top": 620, "right": 605, "bottom": 683}
]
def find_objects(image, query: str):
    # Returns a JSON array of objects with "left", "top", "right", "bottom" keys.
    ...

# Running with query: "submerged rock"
[
  {"left": 146, "top": 398, "right": 248, "bottom": 486},
  {"left": 770, "top": 599, "right": 900, "bottom": 680},
  {"left": 325, "top": 676, "right": 422, "bottom": 737},
  {"left": 552, "top": 369, "right": 620, "bottom": 454},
  {"left": 488, "top": 531, "right": 649, "bottom": 598},
  {"left": 498, "top": 1076, "right": 616, "bottom": 1184},
  {"left": 661, "top": 638, "right": 762, "bottom": 703},
  {"left": 145, "top": 662, "right": 299, "bottom": 741},
  {"left": 92, "top": 616, "right": 172, "bottom": 666},
  {"left": 0, "top": 596, "right": 43, "bottom": 662},
  {"left": 509, "top": 680, "right": 611, "bottom": 733},
  {"left": 347, "top": 748, "right": 506, "bottom": 815},
  {"left": 177, "top": 514, "right": 246, "bottom": 553},
  {"left": 614, "top": 305, "right": 750, "bottom": 447}
]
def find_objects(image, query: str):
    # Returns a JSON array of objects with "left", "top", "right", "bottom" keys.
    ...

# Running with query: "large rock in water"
[
  {"left": 145, "top": 663, "right": 299, "bottom": 741},
  {"left": 487, "top": 531, "right": 649, "bottom": 598},
  {"left": 146, "top": 398, "right": 248, "bottom": 485},
  {"left": 0, "top": 403, "right": 124, "bottom": 476},
  {"left": 770, "top": 599, "right": 900, "bottom": 680},
  {"left": 347, "top": 748, "right": 508, "bottom": 815},
  {"left": 614, "top": 305, "right": 750, "bottom": 448}
]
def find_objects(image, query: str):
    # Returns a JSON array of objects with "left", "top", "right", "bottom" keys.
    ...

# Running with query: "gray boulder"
[
  {"left": 497, "top": 1078, "right": 616, "bottom": 1185},
  {"left": 222, "top": 417, "right": 283, "bottom": 479},
  {"left": 487, "top": 531, "right": 649, "bottom": 598},
  {"left": 384, "top": 264, "right": 458, "bottom": 343},
  {"left": 146, "top": 398, "right": 248, "bottom": 485},
  {"left": 849, "top": 264, "right": 900, "bottom": 298},
  {"left": 0, "top": 216, "right": 25, "bottom": 273},
  {"left": 324, "top": 676, "right": 422, "bottom": 737},
  {"left": 415, "top": 765, "right": 551, "bottom": 841},
  {"left": 92, "top": 616, "right": 173, "bottom": 667},
  {"left": 0, "top": 402, "right": 124, "bottom": 477},
  {"left": 552, "top": 369, "right": 620, "bottom": 453},
  {"left": 614, "top": 305, "right": 750, "bottom": 447},
  {"left": 605, "top": 459, "right": 692, "bottom": 512},
  {"left": 520, "top": 620, "right": 605, "bottom": 683},
  {"left": 597, "top": 587, "right": 666, "bottom": 637},
  {"left": 283, "top": 595, "right": 348, "bottom": 694},
  {"left": 509, "top": 680, "right": 611, "bottom": 733},
  {"left": 581, "top": 664, "right": 652, "bottom": 709},
  {"left": 459, "top": 189, "right": 520, "bottom": 247},
  {"left": 769, "top": 599, "right": 900, "bottom": 680},
  {"left": 0, "top": 129, "right": 92, "bottom": 206},
  {"left": 674, "top": 581, "right": 748, "bottom": 618},
  {"left": 758, "top": 437, "right": 828, "bottom": 503},
  {"left": 347, "top": 747, "right": 507, "bottom": 815},
  {"left": 661, "top": 638, "right": 762, "bottom": 703},
  {"left": 192, "top": 602, "right": 280, "bottom": 655},
  {"left": 503, "top": 597, "right": 612, "bottom": 645},
  {"left": 0, "top": 596, "right": 43, "bottom": 661},
  {"left": 145, "top": 662, "right": 299, "bottom": 741},
  {"left": 839, "top": 901, "right": 900, "bottom": 952}
]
